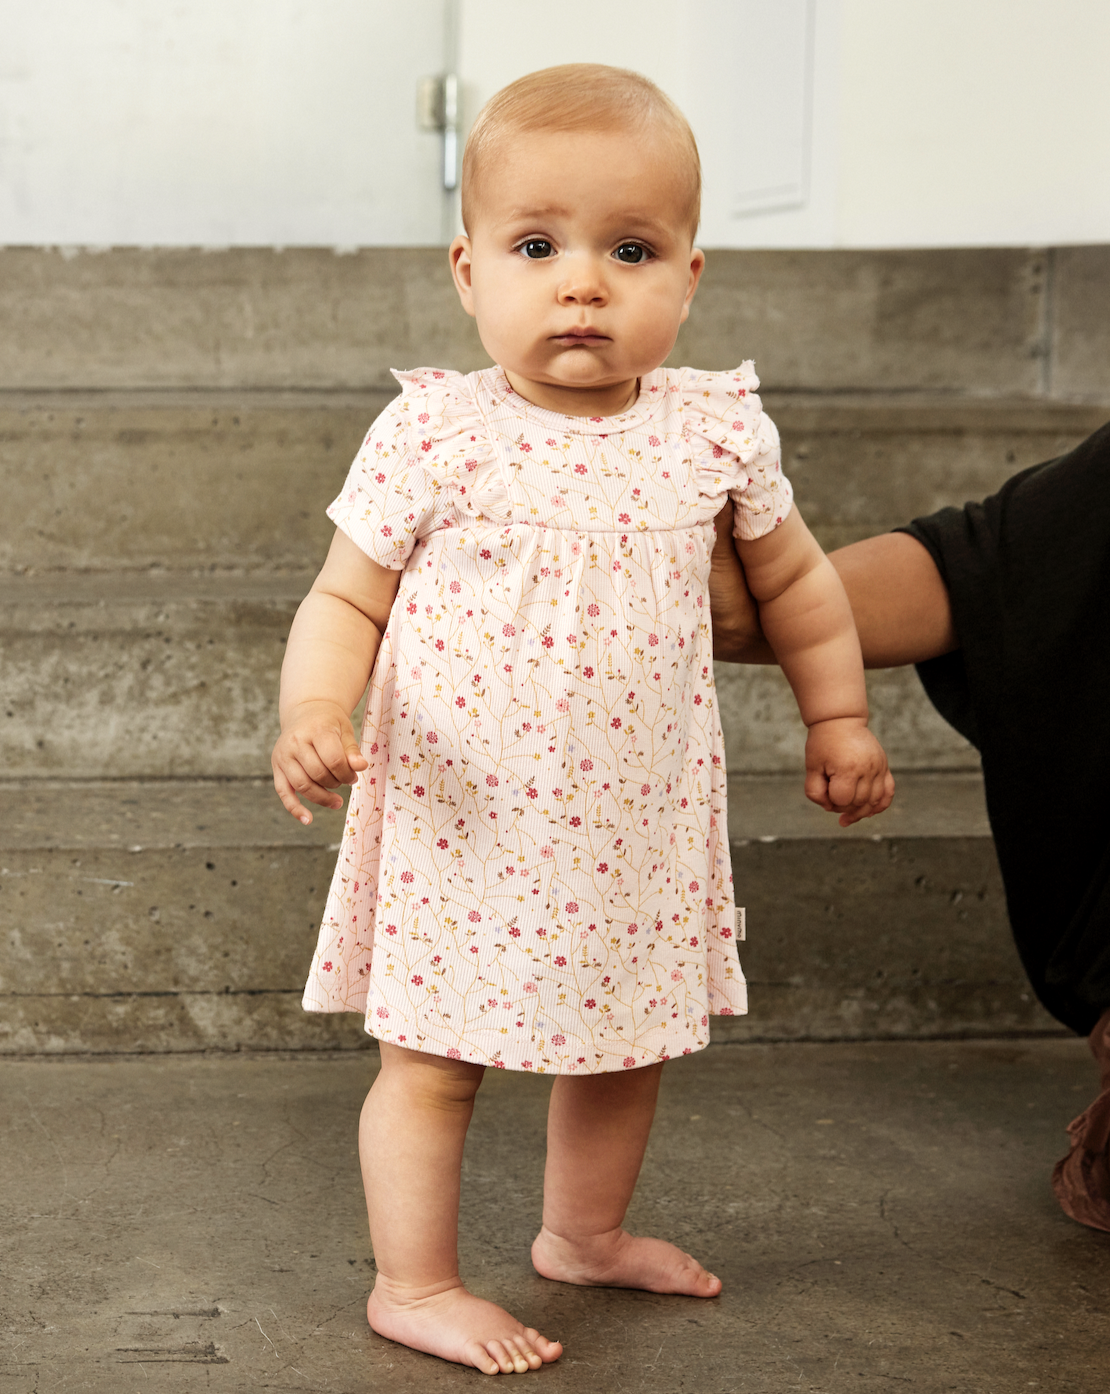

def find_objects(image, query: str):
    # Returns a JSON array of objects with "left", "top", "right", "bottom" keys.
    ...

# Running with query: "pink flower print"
[
  {"left": 433, "top": 955, "right": 442, "bottom": 964},
  {"left": 689, "top": 935, "right": 699, "bottom": 947},
  {"left": 641, "top": 783, "right": 651, "bottom": 795},
  {"left": 597, "top": 862, "right": 608, "bottom": 873},
  {"left": 612, "top": 559, "right": 622, "bottom": 572},
  {"left": 526, "top": 787, "right": 538, "bottom": 799},
  {"left": 400, "top": 870, "right": 414, "bottom": 883},
  {"left": 486, "top": 774, "right": 498, "bottom": 787},
  {"left": 411, "top": 974, "right": 423, "bottom": 985},
  {"left": 322, "top": 960, "right": 333, "bottom": 972},
  {"left": 374, "top": 471, "right": 386, "bottom": 484},
  {"left": 555, "top": 697, "right": 569, "bottom": 714},
  {"left": 584, "top": 998, "right": 597, "bottom": 1009},
  {"left": 381, "top": 524, "right": 393, "bottom": 537},
  {"left": 569, "top": 815, "right": 581, "bottom": 827},
  {"left": 522, "top": 1060, "right": 533, "bottom": 1069},
  {"left": 574, "top": 463, "right": 587, "bottom": 475},
  {"left": 733, "top": 419, "right": 745, "bottom": 430},
  {"left": 610, "top": 717, "right": 621, "bottom": 729},
  {"left": 583, "top": 665, "right": 594, "bottom": 678},
  {"left": 418, "top": 412, "right": 430, "bottom": 424},
  {"left": 618, "top": 513, "right": 630, "bottom": 524},
  {"left": 406, "top": 601, "right": 417, "bottom": 614},
  {"left": 503, "top": 623, "right": 516, "bottom": 636},
  {"left": 420, "top": 440, "right": 432, "bottom": 453},
  {"left": 546, "top": 438, "right": 557, "bottom": 446},
  {"left": 623, "top": 1056, "right": 636, "bottom": 1069},
  {"left": 627, "top": 923, "right": 637, "bottom": 936},
  {"left": 587, "top": 603, "right": 600, "bottom": 617},
  {"left": 413, "top": 785, "right": 425, "bottom": 797},
  {"left": 437, "top": 838, "right": 448, "bottom": 849},
  {"left": 648, "top": 435, "right": 660, "bottom": 447},
  {"left": 510, "top": 927, "right": 521, "bottom": 937},
  {"left": 427, "top": 732, "right": 438, "bottom": 744},
  {"left": 553, "top": 788, "right": 562, "bottom": 797},
  {"left": 435, "top": 639, "right": 444, "bottom": 651},
  {"left": 580, "top": 758, "right": 593, "bottom": 772},
  {"left": 400, "top": 753, "right": 410, "bottom": 764},
  {"left": 449, "top": 580, "right": 461, "bottom": 593},
  {"left": 555, "top": 956, "right": 567, "bottom": 968},
  {"left": 540, "top": 844, "right": 554, "bottom": 859},
  {"left": 376, "top": 1005, "right": 389, "bottom": 1019},
  {"left": 523, "top": 982, "right": 538, "bottom": 995},
  {"left": 671, "top": 968, "right": 683, "bottom": 982},
  {"left": 566, "top": 900, "right": 579, "bottom": 914},
  {"left": 694, "top": 694, "right": 702, "bottom": 705},
  {"left": 446, "top": 1047, "right": 461, "bottom": 1059},
  {"left": 551, "top": 1033, "right": 566, "bottom": 1045},
  {"left": 542, "top": 636, "right": 554, "bottom": 649},
  {"left": 468, "top": 910, "right": 481, "bottom": 922},
  {"left": 648, "top": 633, "right": 659, "bottom": 646},
  {"left": 455, "top": 696, "right": 466, "bottom": 707},
  {"left": 712, "top": 444, "right": 723, "bottom": 458},
  {"left": 689, "top": 880, "right": 699, "bottom": 893},
  {"left": 386, "top": 924, "right": 397, "bottom": 935},
  {"left": 480, "top": 548, "right": 491, "bottom": 559},
  {"left": 521, "top": 442, "right": 532, "bottom": 452}
]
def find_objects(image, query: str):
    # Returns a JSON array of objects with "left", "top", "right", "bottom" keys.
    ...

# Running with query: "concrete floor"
[{"left": 2, "top": 1039, "right": 1108, "bottom": 1394}]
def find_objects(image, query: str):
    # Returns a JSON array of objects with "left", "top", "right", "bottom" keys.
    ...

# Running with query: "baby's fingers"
[
  {"left": 272, "top": 760, "right": 324, "bottom": 825},
  {"left": 804, "top": 768, "right": 836, "bottom": 812},
  {"left": 836, "top": 769, "right": 896, "bottom": 826},
  {"left": 312, "top": 728, "right": 369, "bottom": 787}
]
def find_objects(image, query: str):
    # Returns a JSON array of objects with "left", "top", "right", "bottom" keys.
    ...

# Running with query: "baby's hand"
[
  {"left": 271, "top": 700, "right": 369, "bottom": 825},
  {"left": 804, "top": 717, "right": 894, "bottom": 827}
]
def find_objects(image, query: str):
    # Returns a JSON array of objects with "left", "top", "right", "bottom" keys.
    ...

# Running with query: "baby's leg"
[
  {"left": 531, "top": 1063, "right": 721, "bottom": 1297},
  {"left": 361, "top": 1042, "right": 562, "bottom": 1374}
]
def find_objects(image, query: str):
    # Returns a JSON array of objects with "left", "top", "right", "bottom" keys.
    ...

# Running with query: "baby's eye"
[
  {"left": 520, "top": 239, "right": 554, "bottom": 259},
  {"left": 613, "top": 243, "right": 649, "bottom": 264}
]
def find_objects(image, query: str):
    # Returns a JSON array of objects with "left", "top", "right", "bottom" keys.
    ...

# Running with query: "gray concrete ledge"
[
  {"left": 1, "top": 1042, "right": 1106, "bottom": 1392},
  {"left": 2, "top": 776, "right": 1057, "bottom": 1055},
  {"left": 3, "top": 245, "right": 1108, "bottom": 396},
  {"left": 3, "top": 390, "right": 1106, "bottom": 572}
]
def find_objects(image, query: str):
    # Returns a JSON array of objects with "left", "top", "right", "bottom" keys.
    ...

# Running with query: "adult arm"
[{"left": 710, "top": 501, "right": 957, "bottom": 668}]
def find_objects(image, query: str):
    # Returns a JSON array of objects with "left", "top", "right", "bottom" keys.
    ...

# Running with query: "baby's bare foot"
[
  {"left": 367, "top": 1275, "right": 563, "bottom": 1375},
  {"left": 531, "top": 1225, "right": 722, "bottom": 1297}
]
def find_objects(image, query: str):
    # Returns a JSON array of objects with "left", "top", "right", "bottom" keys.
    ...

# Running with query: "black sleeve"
[{"left": 894, "top": 423, "right": 1110, "bottom": 1034}]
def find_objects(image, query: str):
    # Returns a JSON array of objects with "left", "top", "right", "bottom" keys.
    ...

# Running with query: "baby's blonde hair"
[{"left": 461, "top": 64, "right": 701, "bottom": 237}]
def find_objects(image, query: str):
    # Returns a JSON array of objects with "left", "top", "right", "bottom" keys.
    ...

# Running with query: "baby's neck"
[{"left": 502, "top": 370, "right": 641, "bottom": 419}]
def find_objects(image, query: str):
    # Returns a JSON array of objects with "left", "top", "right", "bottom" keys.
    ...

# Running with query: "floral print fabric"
[{"left": 302, "top": 363, "right": 792, "bottom": 1073}]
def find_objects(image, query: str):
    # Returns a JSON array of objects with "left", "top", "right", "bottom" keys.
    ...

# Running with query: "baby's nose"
[{"left": 557, "top": 255, "right": 608, "bottom": 304}]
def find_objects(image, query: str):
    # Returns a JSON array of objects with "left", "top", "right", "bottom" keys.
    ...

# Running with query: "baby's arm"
[
  {"left": 272, "top": 529, "right": 401, "bottom": 824},
  {"left": 736, "top": 509, "right": 894, "bottom": 826}
]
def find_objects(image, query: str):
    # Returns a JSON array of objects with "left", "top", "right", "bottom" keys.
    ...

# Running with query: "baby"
[{"left": 272, "top": 64, "right": 893, "bottom": 1376}]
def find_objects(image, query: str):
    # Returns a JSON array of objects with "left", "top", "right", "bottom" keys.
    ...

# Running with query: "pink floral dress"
[{"left": 302, "top": 363, "right": 792, "bottom": 1073}]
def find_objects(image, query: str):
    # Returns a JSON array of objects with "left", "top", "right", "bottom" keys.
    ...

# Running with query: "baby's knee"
[{"left": 377, "top": 1041, "right": 485, "bottom": 1110}]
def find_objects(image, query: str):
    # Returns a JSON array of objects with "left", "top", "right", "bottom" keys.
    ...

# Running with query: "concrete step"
[
  {"left": 0, "top": 570, "right": 973, "bottom": 778},
  {"left": 0, "top": 774, "right": 1059, "bottom": 1055},
  {"left": 3, "top": 391, "right": 1107, "bottom": 570},
  {"left": 5, "top": 245, "right": 1109, "bottom": 396}
]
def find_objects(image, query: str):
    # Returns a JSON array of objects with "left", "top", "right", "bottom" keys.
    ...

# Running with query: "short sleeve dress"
[{"left": 302, "top": 363, "right": 792, "bottom": 1073}]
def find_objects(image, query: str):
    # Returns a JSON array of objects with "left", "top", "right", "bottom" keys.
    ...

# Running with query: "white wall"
[
  {"left": 1, "top": 0, "right": 1107, "bottom": 248},
  {"left": 0, "top": 0, "right": 450, "bottom": 245},
  {"left": 838, "top": 0, "right": 1110, "bottom": 247}
]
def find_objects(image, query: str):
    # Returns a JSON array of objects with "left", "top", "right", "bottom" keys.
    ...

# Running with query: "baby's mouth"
[{"left": 552, "top": 330, "right": 610, "bottom": 347}]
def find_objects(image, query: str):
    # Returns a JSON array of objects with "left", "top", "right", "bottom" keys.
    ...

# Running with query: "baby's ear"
[{"left": 448, "top": 236, "right": 476, "bottom": 317}]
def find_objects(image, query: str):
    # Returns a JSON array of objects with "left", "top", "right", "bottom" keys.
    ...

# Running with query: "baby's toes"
[
  {"left": 485, "top": 1338, "right": 530, "bottom": 1374},
  {"left": 465, "top": 1339, "right": 504, "bottom": 1376}
]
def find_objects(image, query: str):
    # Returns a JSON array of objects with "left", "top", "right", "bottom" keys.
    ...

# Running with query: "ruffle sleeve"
[
  {"left": 326, "top": 368, "right": 508, "bottom": 567},
  {"left": 683, "top": 362, "right": 793, "bottom": 541}
]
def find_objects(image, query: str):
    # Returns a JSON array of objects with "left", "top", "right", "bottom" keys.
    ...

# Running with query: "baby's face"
[{"left": 450, "top": 127, "right": 704, "bottom": 417}]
